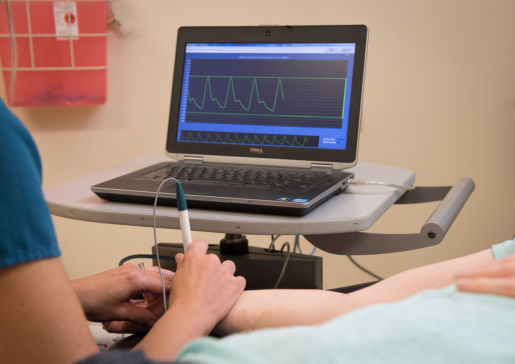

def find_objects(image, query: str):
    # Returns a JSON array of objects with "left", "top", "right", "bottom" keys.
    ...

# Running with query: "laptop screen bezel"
[{"left": 165, "top": 25, "right": 368, "bottom": 166}]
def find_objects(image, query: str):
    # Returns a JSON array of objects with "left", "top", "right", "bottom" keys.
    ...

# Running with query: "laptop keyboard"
[{"left": 137, "top": 165, "right": 331, "bottom": 192}]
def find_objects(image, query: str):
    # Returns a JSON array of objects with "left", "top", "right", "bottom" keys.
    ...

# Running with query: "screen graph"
[
  {"left": 185, "top": 59, "right": 348, "bottom": 129},
  {"left": 179, "top": 130, "right": 319, "bottom": 148}
]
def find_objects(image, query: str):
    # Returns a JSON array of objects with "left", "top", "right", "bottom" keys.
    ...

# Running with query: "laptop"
[{"left": 92, "top": 25, "right": 368, "bottom": 216}]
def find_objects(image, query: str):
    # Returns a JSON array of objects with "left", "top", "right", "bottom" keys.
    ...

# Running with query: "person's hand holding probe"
[
  {"left": 71, "top": 264, "right": 174, "bottom": 333},
  {"left": 169, "top": 239, "right": 246, "bottom": 330},
  {"left": 135, "top": 239, "right": 246, "bottom": 361},
  {"left": 455, "top": 254, "right": 515, "bottom": 298}
]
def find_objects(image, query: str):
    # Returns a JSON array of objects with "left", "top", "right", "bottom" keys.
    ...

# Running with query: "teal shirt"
[
  {"left": 0, "top": 100, "right": 60, "bottom": 268},
  {"left": 177, "top": 239, "right": 515, "bottom": 364}
]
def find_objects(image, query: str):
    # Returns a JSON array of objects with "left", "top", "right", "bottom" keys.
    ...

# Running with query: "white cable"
[
  {"left": 347, "top": 178, "right": 415, "bottom": 191},
  {"left": 153, "top": 177, "right": 179, "bottom": 313}
]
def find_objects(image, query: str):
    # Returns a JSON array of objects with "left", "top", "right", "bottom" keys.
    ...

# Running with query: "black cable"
[
  {"left": 347, "top": 255, "right": 383, "bottom": 280},
  {"left": 269, "top": 235, "right": 281, "bottom": 251},
  {"left": 119, "top": 254, "right": 176, "bottom": 267}
]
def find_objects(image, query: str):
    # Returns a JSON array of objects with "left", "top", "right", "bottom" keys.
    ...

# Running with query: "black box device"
[{"left": 153, "top": 243, "right": 323, "bottom": 290}]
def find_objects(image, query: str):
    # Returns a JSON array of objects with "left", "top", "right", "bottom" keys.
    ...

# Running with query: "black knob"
[{"left": 220, "top": 234, "right": 249, "bottom": 255}]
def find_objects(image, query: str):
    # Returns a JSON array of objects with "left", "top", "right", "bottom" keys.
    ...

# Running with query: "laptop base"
[{"left": 94, "top": 186, "right": 346, "bottom": 216}]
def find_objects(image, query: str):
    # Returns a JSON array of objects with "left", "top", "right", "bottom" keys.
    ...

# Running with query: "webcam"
[{"left": 265, "top": 31, "right": 270, "bottom": 36}]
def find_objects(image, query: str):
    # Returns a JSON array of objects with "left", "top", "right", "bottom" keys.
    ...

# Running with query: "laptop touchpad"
[
  {"left": 215, "top": 186, "right": 258, "bottom": 199},
  {"left": 165, "top": 184, "right": 226, "bottom": 196}
]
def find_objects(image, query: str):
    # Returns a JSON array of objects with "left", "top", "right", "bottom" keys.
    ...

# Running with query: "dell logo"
[{"left": 250, "top": 148, "right": 263, "bottom": 154}]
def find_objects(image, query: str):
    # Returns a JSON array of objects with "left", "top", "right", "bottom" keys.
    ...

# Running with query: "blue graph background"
[{"left": 177, "top": 47, "right": 355, "bottom": 150}]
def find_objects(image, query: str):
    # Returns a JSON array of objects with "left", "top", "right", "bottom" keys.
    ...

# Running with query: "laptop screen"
[{"left": 176, "top": 43, "right": 356, "bottom": 151}]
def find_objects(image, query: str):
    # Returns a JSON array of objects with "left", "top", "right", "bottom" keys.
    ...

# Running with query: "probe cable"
[{"left": 152, "top": 177, "right": 181, "bottom": 313}]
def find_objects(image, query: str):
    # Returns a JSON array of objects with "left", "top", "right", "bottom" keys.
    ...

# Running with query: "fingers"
[
  {"left": 177, "top": 246, "right": 239, "bottom": 281},
  {"left": 117, "top": 304, "right": 158, "bottom": 329},
  {"left": 236, "top": 276, "right": 246, "bottom": 291},
  {"left": 456, "top": 255, "right": 515, "bottom": 279},
  {"left": 175, "top": 240, "right": 208, "bottom": 266},
  {"left": 221, "top": 259, "right": 245, "bottom": 292},
  {"left": 120, "top": 264, "right": 174, "bottom": 297},
  {"left": 146, "top": 266, "right": 175, "bottom": 278},
  {"left": 103, "top": 321, "right": 150, "bottom": 334},
  {"left": 140, "top": 267, "right": 174, "bottom": 292},
  {"left": 132, "top": 268, "right": 173, "bottom": 295},
  {"left": 222, "top": 259, "right": 236, "bottom": 275},
  {"left": 456, "top": 277, "right": 515, "bottom": 298},
  {"left": 455, "top": 256, "right": 515, "bottom": 299},
  {"left": 187, "top": 239, "right": 209, "bottom": 255}
]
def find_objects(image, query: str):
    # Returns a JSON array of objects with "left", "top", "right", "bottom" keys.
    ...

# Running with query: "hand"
[
  {"left": 72, "top": 264, "right": 174, "bottom": 333},
  {"left": 455, "top": 255, "right": 515, "bottom": 298},
  {"left": 134, "top": 241, "right": 245, "bottom": 360},
  {"left": 103, "top": 279, "right": 171, "bottom": 333},
  {"left": 170, "top": 240, "right": 246, "bottom": 334}
]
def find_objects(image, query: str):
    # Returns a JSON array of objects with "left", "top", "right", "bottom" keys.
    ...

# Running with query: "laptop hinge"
[
  {"left": 184, "top": 156, "right": 203, "bottom": 164},
  {"left": 310, "top": 163, "right": 333, "bottom": 172}
]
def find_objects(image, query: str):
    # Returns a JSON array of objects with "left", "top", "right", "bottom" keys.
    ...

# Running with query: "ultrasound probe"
[{"left": 153, "top": 178, "right": 192, "bottom": 312}]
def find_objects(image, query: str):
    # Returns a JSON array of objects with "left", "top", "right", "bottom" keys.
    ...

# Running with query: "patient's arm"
[{"left": 214, "top": 248, "right": 494, "bottom": 336}]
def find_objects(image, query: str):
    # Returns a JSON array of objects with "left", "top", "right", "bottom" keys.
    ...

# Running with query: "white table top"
[{"left": 44, "top": 156, "right": 415, "bottom": 235}]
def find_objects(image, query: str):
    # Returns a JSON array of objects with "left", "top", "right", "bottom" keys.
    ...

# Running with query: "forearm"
[
  {"left": 214, "top": 289, "right": 347, "bottom": 336},
  {"left": 70, "top": 276, "right": 106, "bottom": 321},
  {"left": 136, "top": 304, "right": 213, "bottom": 361},
  {"left": 70, "top": 278, "right": 92, "bottom": 317},
  {"left": 215, "top": 249, "right": 495, "bottom": 336},
  {"left": 0, "top": 258, "right": 98, "bottom": 364},
  {"left": 344, "top": 248, "right": 495, "bottom": 309}
]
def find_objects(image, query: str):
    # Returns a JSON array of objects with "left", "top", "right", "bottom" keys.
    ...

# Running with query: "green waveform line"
[
  {"left": 186, "top": 111, "right": 342, "bottom": 119},
  {"left": 188, "top": 76, "right": 285, "bottom": 112},
  {"left": 190, "top": 76, "right": 346, "bottom": 79},
  {"left": 180, "top": 131, "right": 311, "bottom": 147}
]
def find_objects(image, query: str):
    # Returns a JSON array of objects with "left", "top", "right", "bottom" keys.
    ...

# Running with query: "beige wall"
[{"left": 3, "top": 0, "right": 515, "bottom": 289}]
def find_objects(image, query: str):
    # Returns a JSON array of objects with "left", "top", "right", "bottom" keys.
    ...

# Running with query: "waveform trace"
[
  {"left": 179, "top": 130, "right": 318, "bottom": 147},
  {"left": 188, "top": 76, "right": 285, "bottom": 113}
]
